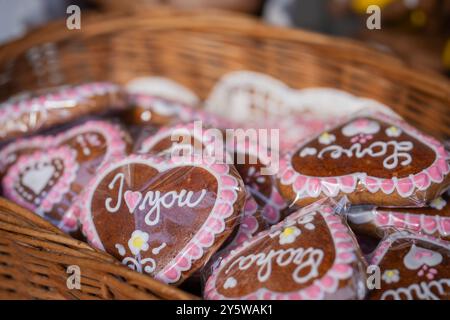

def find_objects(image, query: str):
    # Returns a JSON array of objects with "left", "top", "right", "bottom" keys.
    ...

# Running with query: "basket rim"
[
  {"left": 0, "top": 8, "right": 448, "bottom": 99},
  {"left": 0, "top": 197, "right": 199, "bottom": 300}
]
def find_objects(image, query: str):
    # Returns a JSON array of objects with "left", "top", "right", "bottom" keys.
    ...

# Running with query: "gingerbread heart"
[
  {"left": 369, "top": 233, "right": 450, "bottom": 300},
  {"left": 349, "top": 191, "right": 450, "bottom": 241},
  {"left": 0, "top": 82, "right": 125, "bottom": 143},
  {"left": 204, "top": 204, "right": 367, "bottom": 300},
  {"left": 278, "top": 111, "right": 450, "bottom": 207},
  {"left": 76, "top": 154, "right": 246, "bottom": 284},
  {"left": 1, "top": 120, "right": 130, "bottom": 232}
]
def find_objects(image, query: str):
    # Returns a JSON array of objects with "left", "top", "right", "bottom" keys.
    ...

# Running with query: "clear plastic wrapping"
[
  {"left": 347, "top": 189, "right": 450, "bottom": 241},
  {"left": 367, "top": 231, "right": 450, "bottom": 300},
  {"left": 203, "top": 198, "right": 369, "bottom": 300},
  {"left": 74, "top": 152, "right": 247, "bottom": 285},
  {"left": 277, "top": 109, "right": 450, "bottom": 208},
  {"left": 0, "top": 118, "right": 131, "bottom": 236},
  {"left": 0, "top": 82, "right": 126, "bottom": 144}
]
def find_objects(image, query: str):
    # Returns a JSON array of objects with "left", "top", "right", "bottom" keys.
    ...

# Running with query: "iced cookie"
[
  {"left": 204, "top": 204, "right": 367, "bottom": 300},
  {"left": 128, "top": 93, "right": 193, "bottom": 127},
  {"left": 0, "top": 82, "right": 125, "bottom": 143},
  {"left": 0, "top": 120, "right": 130, "bottom": 232},
  {"left": 278, "top": 112, "right": 450, "bottom": 207},
  {"left": 349, "top": 191, "right": 450, "bottom": 241},
  {"left": 76, "top": 154, "right": 246, "bottom": 285},
  {"left": 369, "top": 232, "right": 450, "bottom": 300}
]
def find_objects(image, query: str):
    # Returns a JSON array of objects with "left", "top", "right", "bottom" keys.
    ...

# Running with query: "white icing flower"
[
  {"left": 128, "top": 230, "right": 149, "bottom": 255},
  {"left": 430, "top": 197, "right": 446, "bottom": 210},
  {"left": 385, "top": 126, "right": 402, "bottom": 138},
  {"left": 297, "top": 212, "right": 316, "bottom": 230},
  {"left": 342, "top": 119, "right": 380, "bottom": 137},
  {"left": 318, "top": 132, "right": 336, "bottom": 145},
  {"left": 279, "top": 226, "right": 301, "bottom": 245},
  {"left": 382, "top": 269, "right": 400, "bottom": 284},
  {"left": 223, "top": 277, "right": 237, "bottom": 289}
]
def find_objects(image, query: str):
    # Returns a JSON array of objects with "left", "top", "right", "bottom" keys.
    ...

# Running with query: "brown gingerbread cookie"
[
  {"left": 0, "top": 82, "right": 126, "bottom": 143},
  {"left": 204, "top": 203, "right": 367, "bottom": 300},
  {"left": 278, "top": 111, "right": 450, "bottom": 207},
  {"left": 0, "top": 120, "right": 131, "bottom": 233},
  {"left": 76, "top": 154, "right": 246, "bottom": 285},
  {"left": 349, "top": 191, "right": 450, "bottom": 241},
  {"left": 369, "top": 233, "right": 450, "bottom": 300}
]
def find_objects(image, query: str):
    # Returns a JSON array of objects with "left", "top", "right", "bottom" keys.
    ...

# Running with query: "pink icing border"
[
  {"left": 370, "top": 232, "right": 450, "bottom": 266},
  {"left": 279, "top": 111, "right": 450, "bottom": 202},
  {"left": 372, "top": 209, "right": 450, "bottom": 239},
  {"left": 229, "top": 138, "right": 286, "bottom": 224},
  {"left": 2, "top": 146, "right": 78, "bottom": 217},
  {"left": 0, "top": 82, "right": 123, "bottom": 127},
  {"left": 0, "top": 120, "right": 129, "bottom": 231},
  {"left": 204, "top": 206, "right": 362, "bottom": 300},
  {"left": 226, "top": 195, "right": 260, "bottom": 250},
  {"left": 76, "top": 153, "right": 242, "bottom": 284}
]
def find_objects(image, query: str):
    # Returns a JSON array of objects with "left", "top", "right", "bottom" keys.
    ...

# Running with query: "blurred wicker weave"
[{"left": 0, "top": 8, "right": 448, "bottom": 300}]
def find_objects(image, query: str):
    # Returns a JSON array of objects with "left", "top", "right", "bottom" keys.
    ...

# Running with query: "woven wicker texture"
[{"left": 0, "top": 9, "right": 448, "bottom": 300}]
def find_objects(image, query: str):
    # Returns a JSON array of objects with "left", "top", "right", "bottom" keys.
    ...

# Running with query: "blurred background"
[{"left": 0, "top": 0, "right": 449, "bottom": 76}]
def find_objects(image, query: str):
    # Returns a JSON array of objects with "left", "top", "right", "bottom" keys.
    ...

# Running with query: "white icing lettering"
[
  {"left": 104, "top": 173, "right": 207, "bottom": 226},
  {"left": 315, "top": 141, "right": 413, "bottom": 169},
  {"left": 225, "top": 247, "right": 324, "bottom": 284}
]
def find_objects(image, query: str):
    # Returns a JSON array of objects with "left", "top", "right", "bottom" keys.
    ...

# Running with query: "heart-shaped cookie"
[
  {"left": 0, "top": 120, "right": 130, "bottom": 232},
  {"left": 348, "top": 192, "right": 450, "bottom": 241},
  {"left": 369, "top": 233, "right": 450, "bottom": 300},
  {"left": 204, "top": 204, "right": 367, "bottom": 300},
  {"left": 0, "top": 82, "right": 125, "bottom": 143},
  {"left": 278, "top": 111, "right": 450, "bottom": 207},
  {"left": 76, "top": 154, "right": 246, "bottom": 284}
]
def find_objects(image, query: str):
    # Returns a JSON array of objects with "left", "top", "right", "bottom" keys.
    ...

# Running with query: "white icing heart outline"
[
  {"left": 403, "top": 244, "right": 443, "bottom": 270},
  {"left": 77, "top": 154, "right": 242, "bottom": 284},
  {"left": 279, "top": 111, "right": 450, "bottom": 201},
  {"left": 22, "top": 162, "right": 56, "bottom": 195},
  {"left": 2, "top": 146, "right": 79, "bottom": 216},
  {"left": 205, "top": 205, "right": 364, "bottom": 300},
  {"left": 0, "top": 120, "right": 129, "bottom": 231},
  {"left": 371, "top": 232, "right": 449, "bottom": 267}
]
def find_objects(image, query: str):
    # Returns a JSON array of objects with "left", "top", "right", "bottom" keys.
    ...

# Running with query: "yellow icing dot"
[
  {"left": 386, "top": 270, "right": 394, "bottom": 277},
  {"left": 283, "top": 227, "right": 295, "bottom": 236},
  {"left": 132, "top": 236, "right": 144, "bottom": 249}
]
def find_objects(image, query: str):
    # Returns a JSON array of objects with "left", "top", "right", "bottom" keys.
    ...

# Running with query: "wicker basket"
[{"left": 0, "top": 8, "right": 448, "bottom": 300}]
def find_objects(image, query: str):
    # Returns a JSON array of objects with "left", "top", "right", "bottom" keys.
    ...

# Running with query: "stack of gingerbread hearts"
[{"left": 0, "top": 119, "right": 131, "bottom": 235}]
